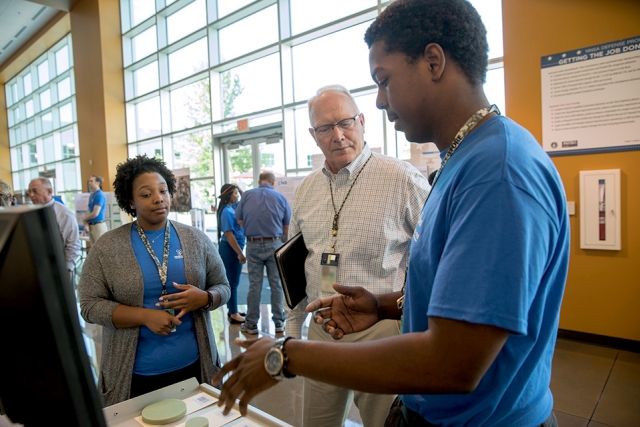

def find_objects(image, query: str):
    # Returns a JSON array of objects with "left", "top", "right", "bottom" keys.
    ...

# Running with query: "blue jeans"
[
  {"left": 218, "top": 240, "right": 244, "bottom": 315},
  {"left": 245, "top": 240, "right": 285, "bottom": 326}
]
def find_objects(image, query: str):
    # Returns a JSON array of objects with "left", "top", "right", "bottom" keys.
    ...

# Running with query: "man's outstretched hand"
[
  {"left": 212, "top": 337, "right": 278, "bottom": 416},
  {"left": 306, "top": 283, "right": 380, "bottom": 340}
]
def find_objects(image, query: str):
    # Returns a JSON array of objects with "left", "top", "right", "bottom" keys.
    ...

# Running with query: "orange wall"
[
  {"left": 503, "top": 0, "right": 640, "bottom": 341},
  {"left": 70, "top": 0, "right": 127, "bottom": 191}
]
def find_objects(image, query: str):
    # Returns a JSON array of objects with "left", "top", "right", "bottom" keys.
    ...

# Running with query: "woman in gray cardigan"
[{"left": 78, "top": 155, "right": 230, "bottom": 407}]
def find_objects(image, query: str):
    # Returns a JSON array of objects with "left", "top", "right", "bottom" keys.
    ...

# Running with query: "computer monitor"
[{"left": 0, "top": 205, "right": 106, "bottom": 426}]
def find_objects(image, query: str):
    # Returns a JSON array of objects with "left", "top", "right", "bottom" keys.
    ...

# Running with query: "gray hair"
[
  {"left": 0, "top": 178, "right": 11, "bottom": 206},
  {"left": 308, "top": 85, "right": 359, "bottom": 124},
  {"left": 30, "top": 177, "right": 52, "bottom": 188}
]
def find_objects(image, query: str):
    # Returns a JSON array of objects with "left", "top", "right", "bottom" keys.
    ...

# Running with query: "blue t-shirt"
[
  {"left": 403, "top": 116, "right": 570, "bottom": 426},
  {"left": 234, "top": 183, "right": 291, "bottom": 238},
  {"left": 88, "top": 189, "right": 107, "bottom": 223},
  {"left": 130, "top": 223, "right": 199, "bottom": 375},
  {"left": 219, "top": 204, "right": 245, "bottom": 248}
]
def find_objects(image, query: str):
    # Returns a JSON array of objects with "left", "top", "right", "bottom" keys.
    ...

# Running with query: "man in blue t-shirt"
[
  {"left": 212, "top": 1, "right": 569, "bottom": 425},
  {"left": 234, "top": 171, "right": 291, "bottom": 335},
  {"left": 84, "top": 175, "right": 108, "bottom": 244}
]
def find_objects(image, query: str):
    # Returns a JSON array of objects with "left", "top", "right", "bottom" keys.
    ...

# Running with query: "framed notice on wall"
[
  {"left": 579, "top": 169, "right": 621, "bottom": 251},
  {"left": 541, "top": 35, "right": 640, "bottom": 156}
]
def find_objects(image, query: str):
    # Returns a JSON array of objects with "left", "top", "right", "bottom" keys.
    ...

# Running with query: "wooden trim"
[{"left": 558, "top": 329, "right": 640, "bottom": 354}]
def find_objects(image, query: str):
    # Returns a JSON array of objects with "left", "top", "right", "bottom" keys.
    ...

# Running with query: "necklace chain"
[{"left": 146, "top": 229, "right": 164, "bottom": 244}]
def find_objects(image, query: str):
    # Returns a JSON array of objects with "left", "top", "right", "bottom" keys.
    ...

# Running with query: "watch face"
[{"left": 265, "top": 348, "right": 283, "bottom": 376}]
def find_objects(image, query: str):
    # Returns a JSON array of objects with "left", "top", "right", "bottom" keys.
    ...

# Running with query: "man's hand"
[
  {"left": 305, "top": 283, "right": 380, "bottom": 340},
  {"left": 144, "top": 309, "right": 181, "bottom": 336},
  {"left": 212, "top": 337, "right": 279, "bottom": 416},
  {"left": 156, "top": 283, "right": 209, "bottom": 319}
]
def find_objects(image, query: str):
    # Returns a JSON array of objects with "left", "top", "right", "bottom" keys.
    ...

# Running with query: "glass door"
[
  {"left": 227, "top": 144, "right": 255, "bottom": 190},
  {"left": 218, "top": 123, "right": 284, "bottom": 192}
]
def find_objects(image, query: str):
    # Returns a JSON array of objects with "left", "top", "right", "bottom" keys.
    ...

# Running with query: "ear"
[
  {"left": 423, "top": 43, "right": 446, "bottom": 81},
  {"left": 309, "top": 127, "right": 320, "bottom": 145},
  {"left": 359, "top": 112, "right": 366, "bottom": 134}
]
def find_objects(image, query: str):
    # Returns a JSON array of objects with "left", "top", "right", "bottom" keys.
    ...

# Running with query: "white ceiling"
[{"left": 0, "top": 0, "right": 67, "bottom": 70}]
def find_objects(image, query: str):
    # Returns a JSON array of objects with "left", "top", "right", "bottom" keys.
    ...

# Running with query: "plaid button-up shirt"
[{"left": 286, "top": 144, "right": 430, "bottom": 338}]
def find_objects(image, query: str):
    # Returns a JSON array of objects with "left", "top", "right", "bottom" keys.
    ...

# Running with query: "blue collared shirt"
[
  {"left": 234, "top": 183, "right": 291, "bottom": 238},
  {"left": 88, "top": 189, "right": 106, "bottom": 223}
]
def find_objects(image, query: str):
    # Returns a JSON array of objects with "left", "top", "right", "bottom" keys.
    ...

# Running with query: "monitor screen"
[{"left": 0, "top": 205, "right": 106, "bottom": 427}]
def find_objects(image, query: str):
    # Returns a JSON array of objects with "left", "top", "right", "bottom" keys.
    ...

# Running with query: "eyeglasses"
[{"left": 312, "top": 113, "right": 361, "bottom": 137}]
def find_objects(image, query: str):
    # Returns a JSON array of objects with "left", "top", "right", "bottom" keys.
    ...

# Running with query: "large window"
[
  {"left": 120, "top": 0, "right": 505, "bottom": 211},
  {"left": 5, "top": 34, "right": 81, "bottom": 205}
]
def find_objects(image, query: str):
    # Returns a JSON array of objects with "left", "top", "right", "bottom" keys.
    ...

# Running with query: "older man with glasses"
[
  {"left": 281, "top": 84, "right": 430, "bottom": 427},
  {"left": 28, "top": 177, "right": 81, "bottom": 283},
  {"left": 0, "top": 179, "right": 12, "bottom": 207}
]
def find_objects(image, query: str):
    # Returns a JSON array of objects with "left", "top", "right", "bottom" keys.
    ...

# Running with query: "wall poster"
[
  {"left": 172, "top": 168, "right": 192, "bottom": 213},
  {"left": 541, "top": 35, "right": 640, "bottom": 155}
]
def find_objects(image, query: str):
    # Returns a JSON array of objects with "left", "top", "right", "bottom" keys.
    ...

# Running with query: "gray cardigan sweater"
[{"left": 78, "top": 221, "right": 230, "bottom": 407}]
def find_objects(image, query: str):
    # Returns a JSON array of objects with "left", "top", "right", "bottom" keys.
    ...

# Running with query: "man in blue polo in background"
[
  {"left": 234, "top": 171, "right": 291, "bottom": 335},
  {"left": 84, "top": 175, "right": 108, "bottom": 244}
]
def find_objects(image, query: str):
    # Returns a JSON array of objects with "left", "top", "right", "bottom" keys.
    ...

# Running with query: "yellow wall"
[{"left": 503, "top": 0, "right": 640, "bottom": 341}]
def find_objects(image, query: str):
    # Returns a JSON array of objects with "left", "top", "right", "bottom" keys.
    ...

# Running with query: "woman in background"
[
  {"left": 216, "top": 183, "right": 246, "bottom": 324},
  {"left": 79, "top": 155, "right": 229, "bottom": 406}
]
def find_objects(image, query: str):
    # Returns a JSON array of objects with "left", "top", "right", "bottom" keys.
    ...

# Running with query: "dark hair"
[
  {"left": 364, "top": 0, "right": 488, "bottom": 86},
  {"left": 91, "top": 175, "right": 104, "bottom": 189},
  {"left": 113, "top": 155, "right": 176, "bottom": 217},
  {"left": 216, "top": 183, "right": 241, "bottom": 242}
]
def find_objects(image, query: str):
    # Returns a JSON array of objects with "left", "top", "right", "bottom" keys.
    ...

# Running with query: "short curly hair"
[
  {"left": 113, "top": 155, "right": 176, "bottom": 217},
  {"left": 364, "top": 0, "right": 488, "bottom": 86}
]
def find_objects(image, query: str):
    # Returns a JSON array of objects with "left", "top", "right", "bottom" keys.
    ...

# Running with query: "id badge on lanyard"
[{"left": 320, "top": 252, "right": 340, "bottom": 293}]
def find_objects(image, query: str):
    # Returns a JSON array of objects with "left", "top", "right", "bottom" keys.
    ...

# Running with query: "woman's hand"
[
  {"left": 144, "top": 309, "right": 181, "bottom": 336},
  {"left": 156, "top": 283, "right": 210, "bottom": 319},
  {"left": 237, "top": 253, "right": 247, "bottom": 264}
]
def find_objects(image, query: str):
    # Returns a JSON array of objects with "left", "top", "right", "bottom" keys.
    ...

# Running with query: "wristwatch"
[{"left": 264, "top": 336, "right": 296, "bottom": 380}]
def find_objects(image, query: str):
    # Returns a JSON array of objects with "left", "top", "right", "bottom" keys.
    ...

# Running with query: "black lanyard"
[
  {"left": 134, "top": 220, "right": 171, "bottom": 296},
  {"left": 328, "top": 153, "right": 373, "bottom": 251}
]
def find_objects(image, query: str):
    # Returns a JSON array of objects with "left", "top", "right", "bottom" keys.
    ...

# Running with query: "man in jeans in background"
[{"left": 234, "top": 171, "right": 291, "bottom": 334}]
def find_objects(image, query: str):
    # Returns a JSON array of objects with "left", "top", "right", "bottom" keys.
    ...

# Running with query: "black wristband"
[
  {"left": 202, "top": 291, "right": 214, "bottom": 310},
  {"left": 281, "top": 336, "right": 296, "bottom": 378}
]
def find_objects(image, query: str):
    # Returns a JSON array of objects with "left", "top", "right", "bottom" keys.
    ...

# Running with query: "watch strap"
[{"left": 279, "top": 336, "right": 296, "bottom": 379}]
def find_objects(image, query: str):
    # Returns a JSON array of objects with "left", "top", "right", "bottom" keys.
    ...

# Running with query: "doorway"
[{"left": 216, "top": 122, "right": 284, "bottom": 192}]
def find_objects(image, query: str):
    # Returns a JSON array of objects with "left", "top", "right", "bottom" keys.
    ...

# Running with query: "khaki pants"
[
  {"left": 303, "top": 319, "right": 399, "bottom": 427},
  {"left": 88, "top": 222, "right": 108, "bottom": 245}
]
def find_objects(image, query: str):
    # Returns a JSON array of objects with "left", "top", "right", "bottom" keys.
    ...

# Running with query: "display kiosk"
[{"left": 104, "top": 378, "right": 293, "bottom": 427}]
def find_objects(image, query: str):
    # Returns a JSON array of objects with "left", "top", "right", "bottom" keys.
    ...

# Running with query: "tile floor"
[{"left": 80, "top": 303, "right": 640, "bottom": 427}]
